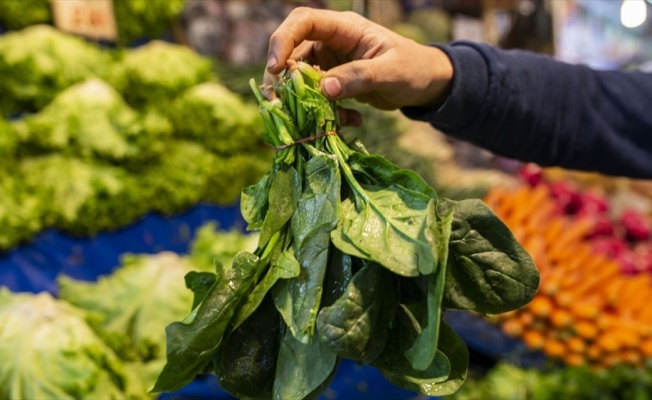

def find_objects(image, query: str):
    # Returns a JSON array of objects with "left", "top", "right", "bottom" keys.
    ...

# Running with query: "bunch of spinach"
[{"left": 152, "top": 61, "right": 539, "bottom": 399}]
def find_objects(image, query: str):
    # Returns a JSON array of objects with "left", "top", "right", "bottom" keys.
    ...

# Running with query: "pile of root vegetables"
[{"left": 487, "top": 165, "right": 652, "bottom": 369}]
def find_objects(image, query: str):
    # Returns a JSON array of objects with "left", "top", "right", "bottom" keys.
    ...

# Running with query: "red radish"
[
  {"left": 620, "top": 209, "right": 651, "bottom": 242},
  {"left": 519, "top": 163, "right": 543, "bottom": 187},
  {"left": 549, "top": 180, "right": 581, "bottom": 214},
  {"left": 578, "top": 190, "right": 609, "bottom": 215},
  {"left": 592, "top": 237, "right": 628, "bottom": 258}
]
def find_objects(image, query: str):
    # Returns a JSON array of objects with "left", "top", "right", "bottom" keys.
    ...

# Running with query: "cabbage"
[
  {"left": 20, "top": 79, "right": 171, "bottom": 164},
  {"left": 115, "top": 41, "right": 214, "bottom": 109},
  {"left": 0, "top": 289, "right": 130, "bottom": 399},
  {"left": 0, "top": 25, "right": 115, "bottom": 115}
]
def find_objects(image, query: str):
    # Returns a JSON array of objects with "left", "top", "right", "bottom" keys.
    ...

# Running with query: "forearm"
[{"left": 403, "top": 42, "right": 652, "bottom": 179}]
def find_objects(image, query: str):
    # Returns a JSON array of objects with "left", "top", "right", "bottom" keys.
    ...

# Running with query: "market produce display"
[
  {"left": 451, "top": 360, "right": 652, "bottom": 400},
  {"left": 0, "top": 222, "right": 256, "bottom": 399},
  {"left": 484, "top": 167, "right": 652, "bottom": 369},
  {"left": 151, "top": 61, "right": 539, "bottom": 399},
  {"left": 0, "top": 25, "right": 116, "bottom": 116},
  {"left": 0, "top": 26, "right": 270, "bottom": 252},
  {"left": 0, "top": 0, "right": 185, "bottom": 45}
]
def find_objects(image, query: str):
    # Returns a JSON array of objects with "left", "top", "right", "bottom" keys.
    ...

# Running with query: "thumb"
[{"left": 320, "top": 59, "right": 379, "bottom": 100}]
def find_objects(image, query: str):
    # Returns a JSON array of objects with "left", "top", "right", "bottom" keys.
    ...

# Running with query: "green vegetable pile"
[
  {"left": 0, "top": 222, "right": 258, "bottom": 399},
  {"left": 0, "top": 0, "right": 185, "bottom": 46},
  {"left": 152, "top": 62, "right": 540, "bottom": 398},
  {"left": 450, "top": 360, "right": 652, "bottom": 400},
  {"left": 0, "top": 27, "right": 271, "bottom": 251}
]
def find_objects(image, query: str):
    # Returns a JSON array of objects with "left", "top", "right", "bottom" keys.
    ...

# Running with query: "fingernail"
[
  {"left": 323, "top": 77, "right": 342, "bottom": 98},
  {"left": 266, "top": 54, "right": 277, "bottom": 69}
]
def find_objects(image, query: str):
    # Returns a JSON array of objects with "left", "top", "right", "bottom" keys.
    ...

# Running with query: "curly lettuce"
[
  {"left": 0, "top": 25, "right": 115, "bottom": 115},
  {"left": 0, "top": 289, "right": 131, "bottom": 399}
]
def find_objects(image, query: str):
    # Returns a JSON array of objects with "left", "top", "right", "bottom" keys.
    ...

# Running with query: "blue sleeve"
[{"left": 401, "top": 41, "right": 652, "bottom": 179}]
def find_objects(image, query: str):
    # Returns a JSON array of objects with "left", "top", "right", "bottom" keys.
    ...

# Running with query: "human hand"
[{"left": 267, "top": 7, "right": 454, "bottom": 120}]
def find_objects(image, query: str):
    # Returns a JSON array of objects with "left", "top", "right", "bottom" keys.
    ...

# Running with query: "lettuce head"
[{"left": 0, "top": 289, "right": 129, "bottom": 399}]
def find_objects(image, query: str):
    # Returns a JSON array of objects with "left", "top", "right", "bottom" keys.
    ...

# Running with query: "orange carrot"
[
  {"left": 522, "top": 330, "right": 545, "bottom": 350},
  {"left": 567, "top": 336, "right": 587, "bottom": 353},
  {"left": 575, "top": 320, "right": 599, "bottom": 340},
  {"left": 529, "top": 295, "right": 554, "bottom": 318},
  {"left": 563, "top": 352, "right": 586, "bottom": 367},
  {"left": 501, "top": 319, "right": 524, "bottom": 337},
  {"left": 547, "top": 217, "right": 596, "bottom": 259},
  {"left": 549, "top": 308, "right": 573, "bottom": 328},
  {"left": 543, "top": 338, "right": 567, "bottom": 358}
]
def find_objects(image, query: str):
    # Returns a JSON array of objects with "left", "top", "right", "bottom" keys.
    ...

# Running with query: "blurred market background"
[{"left": 1, "top": 0, "right": 652, "bottom": 399}]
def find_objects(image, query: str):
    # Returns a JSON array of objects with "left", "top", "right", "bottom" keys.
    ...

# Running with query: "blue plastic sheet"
[{"left": 0, "top": 203, "right": 437, "bottom": 400}]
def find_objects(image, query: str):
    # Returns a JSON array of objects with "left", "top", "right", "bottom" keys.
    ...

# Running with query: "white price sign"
[{"left": 51, "top": 0, "right": 117, "bottom": 41}]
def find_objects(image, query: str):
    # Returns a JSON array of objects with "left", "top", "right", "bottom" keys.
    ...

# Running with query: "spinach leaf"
[
  {"left": 316, "top": 262, "right": 397, "bottom": 364},
  {"left": 151, "top": 252, "right": 259, "bottom": 392},
  {"left": 321, "top": 246, "right": 353, "bottom": 308},
  {"left": 184, "top": 270, "right": 217, "bottom": 310},
  {"left": 439, "top": 198, "right": 539, "bottom": 314},
  {"left": 331, "top": 182, "right": 434, "bottom": 277},
  {"left": 432, "top": 320, "right": 469, "bottom": 396},
  {"left": 374, "top": 324, "right": 451, "bottom": 393},
  {"left": 273, "top": 328, "right": 338, "bottom": 400},
  {"left": 347, "top": 152, "right": 438, "bottom": 199},
  {"left": 231, "top": 249, "right": 300, "bottom": 329},
  {"left": 404, "top": 200, "right": 454, "bottom": 370},
  {"left": 241, "top": 170, "right": 272, "bottom": 230},
  {"left": 259, "top": 166, "right": 301, "bottom": 247},
  {"left": 275, "top": 155, "right": 340, "bottom": 342}
]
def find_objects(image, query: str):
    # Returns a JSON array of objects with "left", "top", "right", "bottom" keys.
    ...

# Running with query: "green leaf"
[
  {"left": 404, "top": 200, "right": 454, "bottom": 370},
  {"left": 231, "top": 249, "right": 300, "bottom": 329},
  {"left": 259, "top": 166, "right": 301, "bottom": 246},
  {"left": 431, "top": 320, "right": 469, "bottom": 396},
  {"left": 58, "top": 253, "right": 195, "bottom": 363},
  {"left": 347, "top": 152, "right": 438, "bottom": 199},
  {"left": 331, "top": 182, "right": 434, "bottom": 277},
  {"left": 241, "top": 170, "right": 272, "bottom": 230},
  {"left": 317, "top": 262, "right": 397, "bottom": 364},
  {"left": 438, "top": 198, "right": 540, "bottom": 314},
  {"left": 374, "top": 320, "right": 467, "bottom": 397},
  {"left": 374, "top": 325, "right": 451, "bottom": 393},
  {"left": 273, "top": 328, "right": 338, "bottom": 400},
  {"left": 275, "top": 155, "right": 340, "bottom": 342},
  {"left": 151, "top": 252, "right": 259, "bottom": 393},
  {"left": 184, "top": 271, "right": 217, "bottom": 310}
]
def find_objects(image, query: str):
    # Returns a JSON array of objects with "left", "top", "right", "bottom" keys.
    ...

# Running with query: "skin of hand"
[{"left": 266, "top": 7, "right": 454, "bottom": 125}]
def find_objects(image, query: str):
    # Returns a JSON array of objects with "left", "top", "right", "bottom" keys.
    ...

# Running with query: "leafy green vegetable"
[
  {"left": 0, "top": 0, "right": 184, "bottom": 47},
  {"left": 186, "top": 222, "right": 259, "bottom": 272},
  {"left": 0, "top": 25, "right": 115, "bottom": 115},
  {"left": 19, "top": 155, "right": 146, "bottom": 235},
  {"left": 0, "top": 170, "right": 43, "bottom": 249},
  {"left": 0, "top": 0, "right": 51, "bottom": 30},
  {"left": 19, "top": 78, "right": 171, "bottom": 163},
  {"left": 113, "top": 0, "right": 186, "bottom": 46},
  {"left": 58, "top": 252, "right": 195, "bottom": 362},
  {"left": 153, "top": 61, "right": 538, "bottom": 398},
  {"left": 0, "top": 289, "right": 132, "bottom": 399},
  {"left": 115, "top": 41, "right": 214, "bottom": 110},
  {"left": 152, "top": 251, "right": 259, "bottom": 392},
  {"left": 317, "top": 262, "right": 398, "bottom": 364},
  {"left": 438, "top": 198, "right": 540, "bottom": 314},
  {"left": 169, "top": 82, "right": 265, "bottom": 155},
  {"left": 450, "top": 361, "right": 652, "bottom": 400}
]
